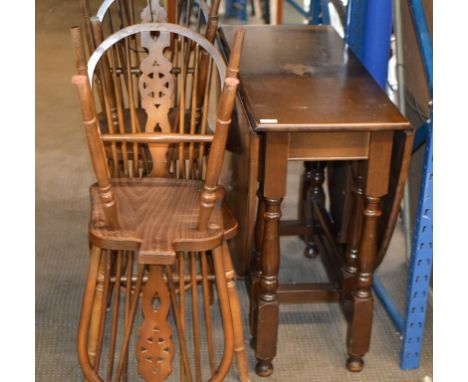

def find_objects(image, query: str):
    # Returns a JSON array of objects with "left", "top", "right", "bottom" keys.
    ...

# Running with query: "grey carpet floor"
[{"left": 36, "top": 0, "right": 432, "bottom": 380}]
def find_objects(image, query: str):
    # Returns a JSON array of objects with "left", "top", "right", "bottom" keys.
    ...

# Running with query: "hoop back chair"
[
  {"left": 80, "top": 0, "right": 182, "bottom": 50},
  {"left": 74, "top": 0, "right": 221, "bottom": 178},
  {"left": 79, "top": 0, "right": 220, "bottom": 56},
  {"left": 72, "top": 23, "right": 248, "bottom": 382}
]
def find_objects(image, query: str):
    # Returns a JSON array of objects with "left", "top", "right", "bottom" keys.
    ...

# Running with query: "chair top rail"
[
  {"left": 87, "top": 21, "right": 226, "bottom": 84},
  {"left": 95, "top": 0, "right": 212, "bottom": 24},
  {"left": 96, "top": 0, "right": 117, "bottom": 21}
]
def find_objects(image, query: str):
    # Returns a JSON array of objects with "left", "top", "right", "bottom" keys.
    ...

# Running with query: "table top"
[{"left": 218, "top": 25, "right": 410, "bottom": 133}]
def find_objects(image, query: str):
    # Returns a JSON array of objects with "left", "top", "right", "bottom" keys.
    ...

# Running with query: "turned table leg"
[
  {"left": 249, "top": 194, "right": 265, "bottom": 344},
  {"left": 300, "top": 161, "right": 326, "bottom": 258},
  {"left": 346, "top": 131, "right": 393, "bottom": 372},
  {"left": 255, "top": 196, "right": 282, "bottom": 377},
  {"left": 342, "top": 161, "right": 364, "bottom": 301},
  {"left": 346, "top": 195, "right": 381, "bottom": 371},
  {"left": 254, "top": 132, "right": 288, "bottom": 377}
]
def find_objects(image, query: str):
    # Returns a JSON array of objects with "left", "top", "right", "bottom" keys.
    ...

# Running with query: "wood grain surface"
[
  {"left": 219, "top": 25, "right": 410, "bottom": 132},
  {"left": 89, "top": 178, "right": 237, "bottom": 263}
]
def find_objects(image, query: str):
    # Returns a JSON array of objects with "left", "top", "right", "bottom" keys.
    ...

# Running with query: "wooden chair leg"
[
  {"left": 115, "top": 265, "right": 146, "bottom": 381},
  {"left": 89, "top": 250, "right": 112, "bottom": 376},
  {"left": 200, "top": 251, "right": 216, "bottom": 375},
  {"left": 166, "top": 264, "right": 193, "bottom": 382},
  {"left": 88, "top": 249, "right": 111, "bottom": 374},
  {"left": 222, "top": 242, "right": 250, "bottom": 382},
  {"left": 211, "top": 245, "right": 235, "bottom": 382},
  {"left": 77, "top": 246, "right": 104, "bottom": 382},
  {"left": 207, "top": 250, "right": 216, "bottom": 305}
]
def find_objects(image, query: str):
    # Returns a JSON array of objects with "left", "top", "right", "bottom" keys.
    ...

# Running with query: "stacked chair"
[{"left": 70, "top": 1, "right": 249, "bottom": 381}]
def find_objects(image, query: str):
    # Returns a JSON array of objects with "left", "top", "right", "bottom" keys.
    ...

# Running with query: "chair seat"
[{"left": 89, "top": 177, "right": 237, "bottom": 265}]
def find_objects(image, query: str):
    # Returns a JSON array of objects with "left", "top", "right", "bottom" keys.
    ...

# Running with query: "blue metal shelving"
[
  {"left": 345, "top": 0, "right": 367, "bottom": 58},
  {"left": 400, "top": 115, "right": 432, "bottom": 369},
  {"left": 225, "top": 0, "right": 248, "bottom": 23}
]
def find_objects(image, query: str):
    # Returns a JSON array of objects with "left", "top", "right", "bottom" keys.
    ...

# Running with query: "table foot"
[
  {"left": 255, "top": 359, "right": 273, "bottom": 377},
  {"left": 304, "top": 243, "right": 319, "bottom": 258},
  {"left": 346, "top": 356, "right": 364, "bottom": 372}
]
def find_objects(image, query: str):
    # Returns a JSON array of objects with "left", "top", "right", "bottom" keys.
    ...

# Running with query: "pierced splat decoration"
[
  {"left": 136, "top": 266, "right": 174, "bottom": 381},
  {"left": 139, "top": 0, "right": 174, "bottom": 176},
  {"left": 140, "top": 0, "right": 168, "bottom": 23}
]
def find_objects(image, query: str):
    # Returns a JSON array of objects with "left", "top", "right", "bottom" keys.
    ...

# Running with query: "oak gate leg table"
[{"left": 219, "top": 25, "right": 412, "bottom": 376}]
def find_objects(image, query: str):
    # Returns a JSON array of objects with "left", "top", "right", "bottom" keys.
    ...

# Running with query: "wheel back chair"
[
  {"left": 71, "top": 23, "right": 249, "bottom": 382},
  {"left": 79, "top": 0, "right": 214, "bottom": 42},
  {"left": 75, "top": 0, "right": 222, "bottom": 178},
  {"left": 74, "top": 0, "right": 224, "bottom": 349}
]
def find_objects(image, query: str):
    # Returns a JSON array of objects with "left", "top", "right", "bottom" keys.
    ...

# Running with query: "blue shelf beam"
[
  {"left": 361, "top": 0, "right": 393, "bottom": 88},
  {"left": 285, "top": 0, "right": 309, "bottom": 18}
]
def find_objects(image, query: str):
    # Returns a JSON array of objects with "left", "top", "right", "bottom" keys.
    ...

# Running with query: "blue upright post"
[
  {"left": 240, "top": 0, "right": 248, "bottom": 23},
  {"left": 225, "top": 0, "right": 248, "bottom": 22},
  {"left": 401, "top": 115, "right": 433, "bottom": 370},
  {"left": 306, "top": 0, "right": 322, "bottom": 25},
  {"left": 345, "top": 0, "right": 367, "bottom": 59},
  {"left": 225, "top": 0, "right": 236, "bottom": 18},
  {"left": 400, "top": 0, "right": 433, "bottom": 370},
  {"left": 361, "top": 0, "right": 393, "bottom": 88},
  {"left": 320, "top": 0, "right": 331, "bottom": 24}
]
